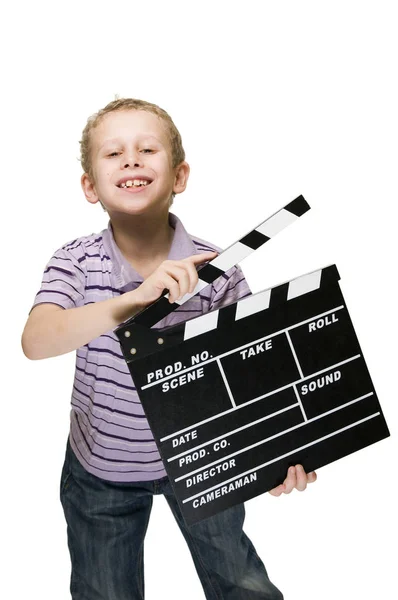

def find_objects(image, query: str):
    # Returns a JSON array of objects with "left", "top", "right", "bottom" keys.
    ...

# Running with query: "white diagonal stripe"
[
  {"left": 210, "top": 242, "right": 253, "bottom": 271},
  {"left": 184, "top": 310, "right": 219, "bottom": 340},
  {"left": 287, "top": 270, "right": 322, "bottom": 300},
  {"left": 236, "top": 289, "right": 271, "bottom": 320},
  {"left": 256, "top": 209, "right": 297, "bottom": 238}
]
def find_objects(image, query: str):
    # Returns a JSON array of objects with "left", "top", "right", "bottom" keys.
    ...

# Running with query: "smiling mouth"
[{"left": 117, "top": 179, "right": 152, "bottom": 189}]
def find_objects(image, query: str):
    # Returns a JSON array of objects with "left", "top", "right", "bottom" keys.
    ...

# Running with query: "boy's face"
[{"left": 81, "top": 109, "right": 189, "bottom": 217}]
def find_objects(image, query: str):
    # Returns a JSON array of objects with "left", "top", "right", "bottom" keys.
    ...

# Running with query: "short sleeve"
[
  {"left": 29, "top": 246, "right": 86, "bottom": 315},
  {"left": 208, "top": 265, "right": 252, "bottom": 312}
]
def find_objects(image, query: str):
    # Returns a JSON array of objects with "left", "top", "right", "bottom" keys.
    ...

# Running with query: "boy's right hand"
[{"left": 134, "top": 251, "right": 218, "bottom": 307}]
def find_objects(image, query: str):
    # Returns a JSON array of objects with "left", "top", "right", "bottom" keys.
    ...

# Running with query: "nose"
[
  {"left": 122, "top": 149, "right": 142, "bottom": 169},
  {"left": 123, "top": 160, "right": 141, "bottom": 169}
]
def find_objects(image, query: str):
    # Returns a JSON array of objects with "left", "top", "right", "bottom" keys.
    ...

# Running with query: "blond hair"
[{"left": 79, "top": 97, "right": 186, "bottom": 210}]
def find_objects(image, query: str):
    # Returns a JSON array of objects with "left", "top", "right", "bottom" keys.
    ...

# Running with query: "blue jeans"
[{"left": 60, "top": 436, "right": 283, "bottom": 599}]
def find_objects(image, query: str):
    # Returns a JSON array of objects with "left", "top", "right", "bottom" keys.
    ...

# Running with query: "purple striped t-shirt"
[{"left": 30, "top": 212, "right": 252, "bottom": 482}]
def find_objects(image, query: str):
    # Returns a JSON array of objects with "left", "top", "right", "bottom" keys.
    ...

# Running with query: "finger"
[
  {"left": 283, "top": 466, "right": 297, "bottom": 494},
  {"left": 295, "top": 464, "right": 308, "bottom": 492},
  {"left": 181, "top": 260, "right": 201, "bottom": 294},
  {"left": 185, "top": 252, "right": 218, "bottom": 266},
  {"left": 162, "top": 260, "right": 198, "bottom": 296},
  {"left": 160, "top": 274, "right": 181, "bottom": 304},
  {"left": 164, "top": 265, "right": 191, "bottom": 300},
  {"left": 307, "top": 471, "right": 317, "bottom": 484},
  {"left": 183, "top": 252, "right": 218, "bottom": 293},
  {"left": 268, "top": 483, "right": 286, "bottom": 497}
]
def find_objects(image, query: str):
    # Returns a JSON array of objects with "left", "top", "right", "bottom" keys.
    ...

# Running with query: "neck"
[{"left": 109, "top": 208, "right": 174, "bottom": 267}]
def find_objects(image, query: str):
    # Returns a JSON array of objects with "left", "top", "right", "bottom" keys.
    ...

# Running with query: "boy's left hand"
[{"left": 268, "top": 464, "right": 317, "bottom": 496}]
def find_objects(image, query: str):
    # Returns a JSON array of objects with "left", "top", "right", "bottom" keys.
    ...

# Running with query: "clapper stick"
[{"left": 115, "top": 194, "right": 310, "bottom": 358}]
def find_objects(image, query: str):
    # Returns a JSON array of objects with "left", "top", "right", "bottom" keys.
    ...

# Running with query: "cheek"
[{"left": 95, "top": 171, "right": 110, "bottom": 186}]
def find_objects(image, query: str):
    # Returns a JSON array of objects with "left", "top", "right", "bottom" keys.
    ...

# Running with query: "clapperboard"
[{"left": 115, "top": 196, "right": 390, "bottom": 525}]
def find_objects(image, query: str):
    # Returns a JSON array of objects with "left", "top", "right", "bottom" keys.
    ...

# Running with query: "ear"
[
  {"left": 81, "top": 172, "right": 100, "bottom": 205},
  {"left": 173, "top": 161, "right": 190, "bottom": 195}
]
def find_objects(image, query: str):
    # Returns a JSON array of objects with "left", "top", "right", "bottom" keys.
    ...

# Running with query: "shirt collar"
[{"left": 101, "top": 212, "right": 198, "bottom": 292}]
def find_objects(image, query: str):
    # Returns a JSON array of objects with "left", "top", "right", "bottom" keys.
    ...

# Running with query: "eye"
[
  {"left": 108, "top": 152, "right": 120, "bottom": 157},
  {"left": 141, "top": 148, "right": 153, "bottom": 153}
]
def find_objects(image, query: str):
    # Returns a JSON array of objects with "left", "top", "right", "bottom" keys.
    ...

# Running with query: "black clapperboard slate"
[{"left": 114, "top": 196, "right": 390, "bottom": 525}]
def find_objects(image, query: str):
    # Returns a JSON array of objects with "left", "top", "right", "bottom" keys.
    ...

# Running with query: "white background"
[{"left": 3, "top": 1, "right": 397, "bottom": 598}]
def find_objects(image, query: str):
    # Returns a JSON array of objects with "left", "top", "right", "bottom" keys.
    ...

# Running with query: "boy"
[{"left": 21, "top": 98, "right": 316, "bottom": 599}]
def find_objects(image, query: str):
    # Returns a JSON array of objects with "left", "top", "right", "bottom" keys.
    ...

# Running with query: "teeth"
[{"left": 120, "top": 179, "right": 149, "bottom": 188}]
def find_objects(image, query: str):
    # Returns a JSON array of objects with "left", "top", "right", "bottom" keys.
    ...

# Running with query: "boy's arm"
[
  {"left": 21, "top": 244, "right": 145, "bottom": 360},
  {"left": 21, "top": 292, "right": 145, "bottom": 360},
  {"left": 22, "top": 247, "right": 217, "bottom": 360}
]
